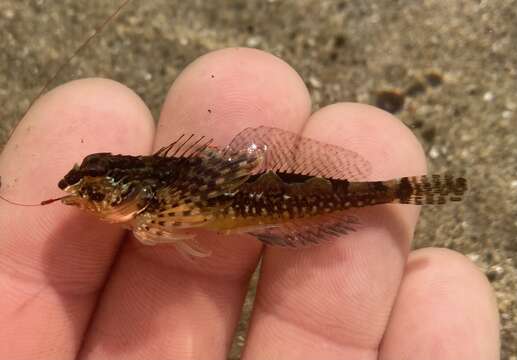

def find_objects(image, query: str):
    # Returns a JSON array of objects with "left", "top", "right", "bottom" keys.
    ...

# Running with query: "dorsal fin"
[
  {"left": 225, "top": 126, "right": 371, "bottom": 181},
  {"left": 153, "top": 134, "right": 215, "bottom": 158}
]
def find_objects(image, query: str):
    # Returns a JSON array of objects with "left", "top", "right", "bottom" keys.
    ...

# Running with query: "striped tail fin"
[{"left": 392, "top": 174, "right": 467, "bottom": 205}]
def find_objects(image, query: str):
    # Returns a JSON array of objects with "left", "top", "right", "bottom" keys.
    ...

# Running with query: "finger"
[
  {"left": 0, "top": 78, "right": 154, "bottom": 360},
  {"left": 380, "top": 247, "right": 500, "bottom": 360},
  {"left": 243, "top": 103, "right": 427, "bottom": 359},
  {"left": 79, "top": 48, "right": 312, "bottom": 360}
]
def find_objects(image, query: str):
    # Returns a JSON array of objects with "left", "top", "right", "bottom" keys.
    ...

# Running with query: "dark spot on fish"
[
  {"left": 396, "top": 177, "right": 413, "bottom": 204},
  {"left": 372, "top": 181, "right": 389, "bottom": 192}
]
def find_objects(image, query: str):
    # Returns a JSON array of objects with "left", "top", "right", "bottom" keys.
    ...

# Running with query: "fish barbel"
[{"left": 56, "top": 126, "right": 467, "bottom": 256}]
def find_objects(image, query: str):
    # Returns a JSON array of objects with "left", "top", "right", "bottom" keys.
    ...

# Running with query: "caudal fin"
[{"left": 394, "top": 174, "right": 467, "bottom": 205}]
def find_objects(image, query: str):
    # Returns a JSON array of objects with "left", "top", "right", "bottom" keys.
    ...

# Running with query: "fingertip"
[
  {"left": 1, "top": 77, "right": 155, "bottom": 198},
  {"left": 304, "top": 102, "right": 427, "bottom": 180},
  {"left": 29, "top": 77, "right": 155, "bottom": 132},
  {"left": 407, "top": 247, "right": 495, "bottom": 287},
  {"left": 158, "top": 47, "right": 312, "bottom": 146},
  {"left": 380, "top": 247, "right": 500, "bottom": 360}
]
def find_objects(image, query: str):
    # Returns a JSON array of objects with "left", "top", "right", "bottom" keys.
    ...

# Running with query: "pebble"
[
  {"left": 429, "top": 146, "right": 440, "bottom": 159},
  {"left": 309, "top": 76, "right": 322, "bottom": 88},
  {"left": 483, "top": 91, "right": 494, "bottom": 102}
]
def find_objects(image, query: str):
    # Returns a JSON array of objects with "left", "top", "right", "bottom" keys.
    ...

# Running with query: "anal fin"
[{"left": 248, "top": 213, "right": 359, "bottom": 248}]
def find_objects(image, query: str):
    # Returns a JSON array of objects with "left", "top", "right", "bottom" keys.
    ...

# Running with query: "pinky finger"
[{"left": 380, "top": 248, "right": 500, "bottom": 360}]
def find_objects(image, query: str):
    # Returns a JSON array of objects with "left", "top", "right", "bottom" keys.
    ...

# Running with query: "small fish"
[{"left": 53, "top": 126, "right": 467, "bottom": 256}]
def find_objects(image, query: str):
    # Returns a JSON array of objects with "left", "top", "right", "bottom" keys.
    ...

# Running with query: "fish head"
[{"left": 58, "top": 152, "right": 155, "bottom": 223}]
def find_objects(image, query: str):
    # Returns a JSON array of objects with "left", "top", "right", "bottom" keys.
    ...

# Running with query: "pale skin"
[{"left": 0, "top": 48, "right": 499, "bottom": 359}]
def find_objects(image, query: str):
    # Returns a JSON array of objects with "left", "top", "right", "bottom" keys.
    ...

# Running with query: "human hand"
[{"left": 0, "top": 48, "right": 499, "bottom": 359}]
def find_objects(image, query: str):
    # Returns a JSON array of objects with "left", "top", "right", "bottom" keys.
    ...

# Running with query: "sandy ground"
[{"left": 1, "top": 1, "right": 516, "bottom": 358}]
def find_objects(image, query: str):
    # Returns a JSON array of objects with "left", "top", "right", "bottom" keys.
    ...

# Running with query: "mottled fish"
[{"left": 56, "top": 126, "right": 467, "bottom": 256}]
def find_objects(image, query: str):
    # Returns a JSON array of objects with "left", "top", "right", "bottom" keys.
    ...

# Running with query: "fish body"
[{"left": 57, "top": 126, "right": 467, "bottom": 253}]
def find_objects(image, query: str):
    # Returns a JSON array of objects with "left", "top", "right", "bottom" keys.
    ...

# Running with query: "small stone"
[
  {"left": 506, "top": 101, "right": 517, "bottom": 111},
  {"left": 309, "top": 76, "right": 322, "bottom": 88},
  {"left": 467, "top": 253, "right": 480, "bottom": 262},
  {"left": 246, "top": 36, "right": 261, "bottom": 47},
  {"left": 486, "top": 265, "right": 504, "bottom": 282},
  {"left": 429, "top": 146, "right": 439, "bottom": 159},
  {"left": 375, "top": 90, "right": 405, "bottom": 113},
  {"left": 422, "top": 127, "right": 436, "bottom": 142},
  {"left": 333, "top": 35, "right": 347, "bottom": 48},
  {"left": 424, "top": 71, "right": 443, "bottom": 87},
  {"left": 466, "top": 84, "right": 480, "bottom": 95},
  {"left": 405, "top": 81, "right": 426, "bottom": 97},
  {"left": 502, "top": 110, "right": 513, "bottom": 119},
  {"left": 483, "top": 91, "right": 494, "bottom": 102},
  {"left": 3, "top": 9, "right": 15, "bottom": 19}
]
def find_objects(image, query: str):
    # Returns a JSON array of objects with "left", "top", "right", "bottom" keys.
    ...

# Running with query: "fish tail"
[{"left": 391, "top": 174, "right": 467, "bottom": 205}]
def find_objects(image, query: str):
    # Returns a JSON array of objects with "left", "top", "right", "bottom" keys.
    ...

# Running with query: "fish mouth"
[
  {"left": 60, "top": 194, "right": 96, "bottom": 212},
  {"left": 60, "top": 185, "right": 100, "bottom": 212},
  {"left": 59, "top": 186, "right": 148, "bottom": 224},
  {"left": 60, "top": 194, "right": 117, "bottom": 221},
  {"left": 60, "top": 194, "right": 81, "bottom": 206}
]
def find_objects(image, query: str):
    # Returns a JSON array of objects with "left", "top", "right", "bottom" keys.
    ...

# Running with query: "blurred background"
[{"left": 0, "top": 1, "right": 516, "bottom": 358}]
